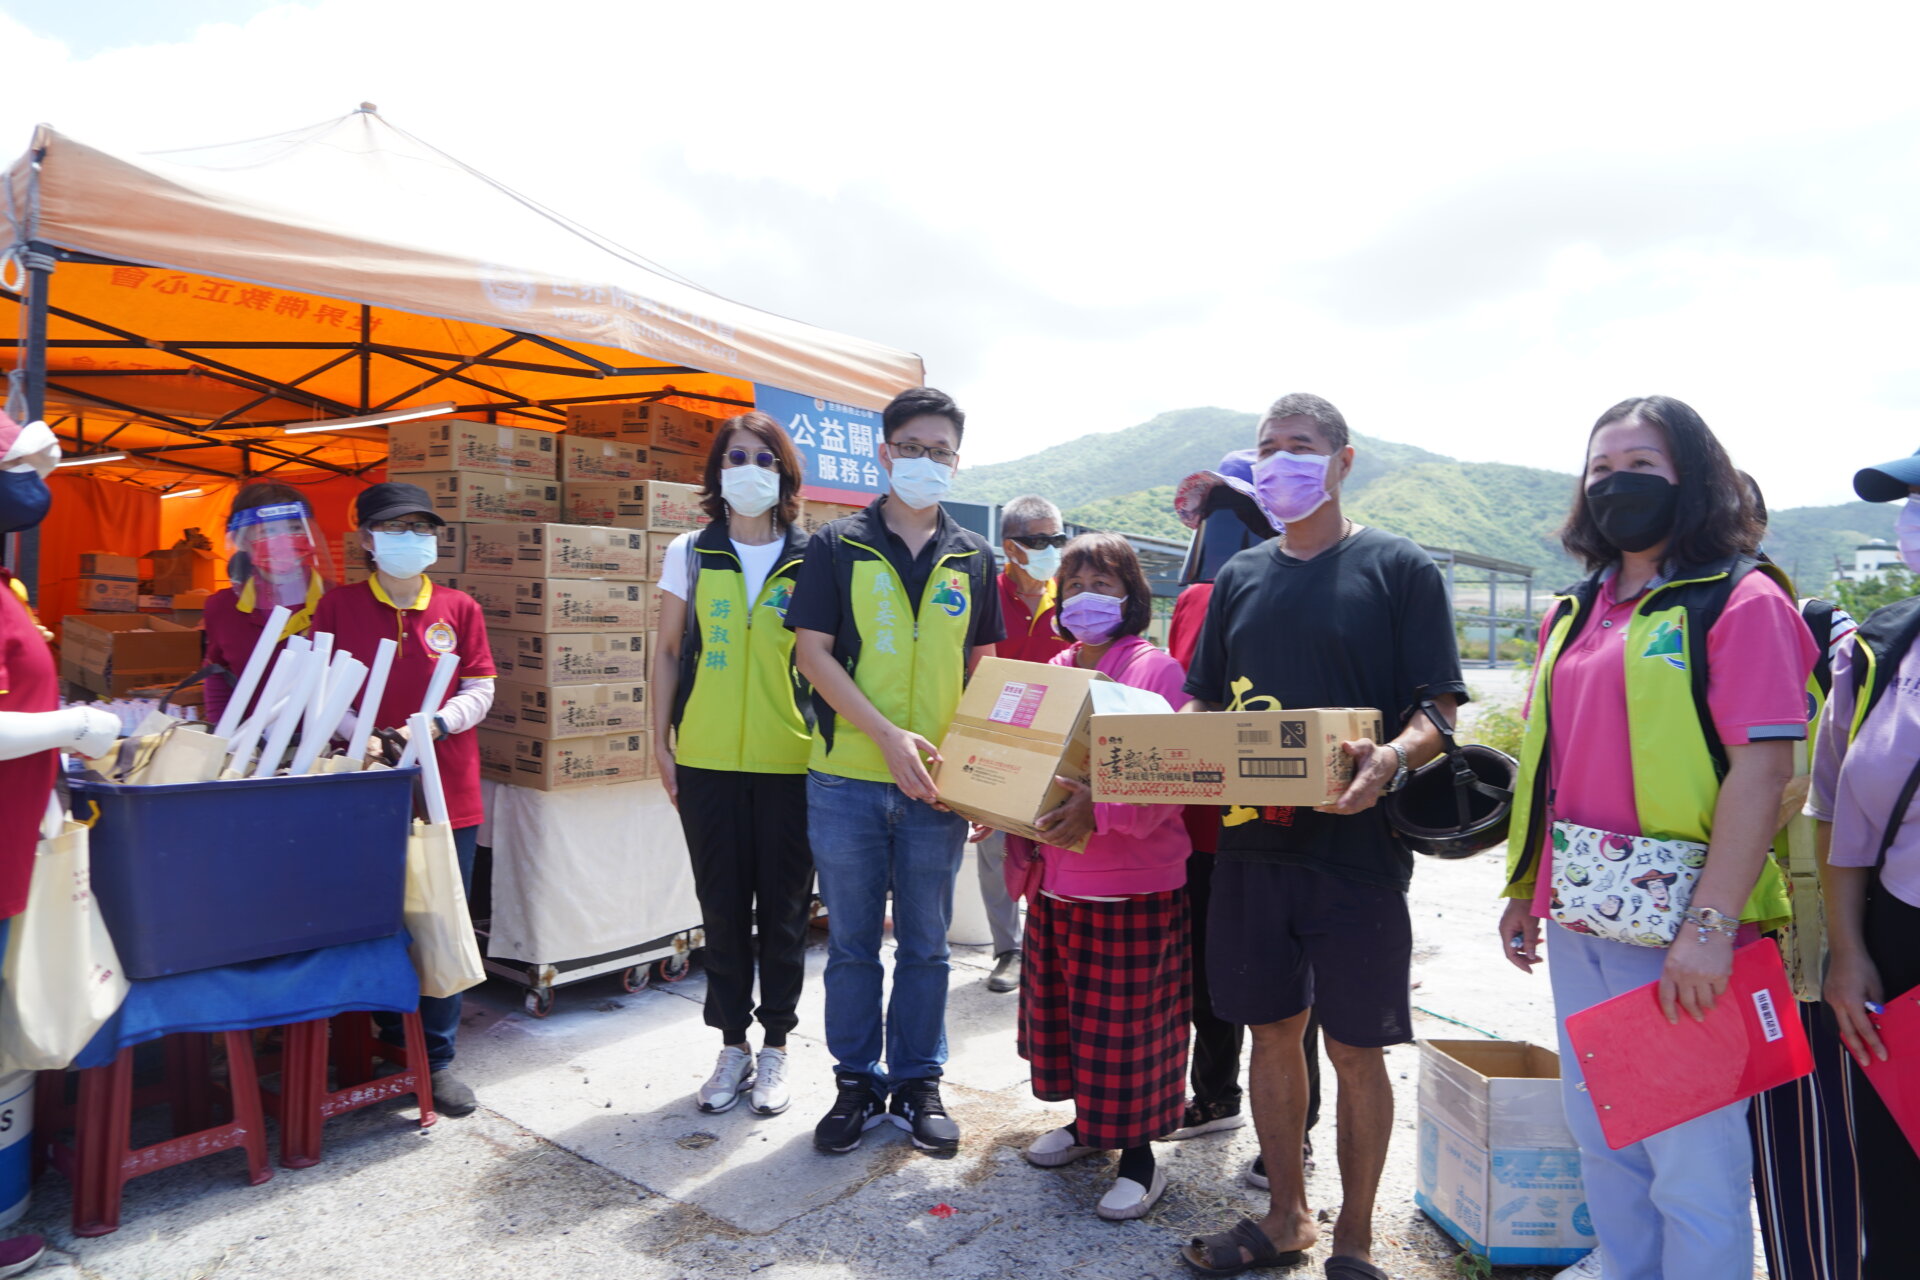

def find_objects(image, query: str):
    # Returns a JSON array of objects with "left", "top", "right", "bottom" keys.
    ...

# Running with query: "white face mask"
[
  {"left": 720, "top": 464, "right": 780, "bottom": 518},
  {"left": 1897, "top": 497, "right": 1920, "bottom": 573},
  {"left": 1019, "top": 544, "right": 1063, "bottom": 582},
  {"left": 888, "top": 456, "right": 954, "bottom": 510},
  {"left": 370, "top": 530, "right": 438, "bottom": 578}
]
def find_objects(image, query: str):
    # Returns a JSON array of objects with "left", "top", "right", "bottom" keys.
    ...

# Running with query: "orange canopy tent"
[{"left": 1, "top": 107, "right": 922, "bottom": 620}]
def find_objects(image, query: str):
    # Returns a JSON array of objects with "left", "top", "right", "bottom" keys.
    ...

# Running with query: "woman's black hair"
[
  {"left": 1559, "top": 396, "right": 1762, "bottom": 571},
  {"left": 1054, "top": 532, "right": 1154, "bottom": 643}
]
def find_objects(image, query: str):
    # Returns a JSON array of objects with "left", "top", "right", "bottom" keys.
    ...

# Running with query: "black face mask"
[
  {"left": 1585, "top": 472, "right": 1677, "bottom": 554},
  {"left": 0, "top": 468, "right": 51, "bottom": 535}
]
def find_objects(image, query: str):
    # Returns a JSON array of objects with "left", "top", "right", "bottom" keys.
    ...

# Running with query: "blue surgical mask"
[
  {"left": 1021, "top": 545, "right": 1062, "bottom": 581},
  {"left": 370, "top": 530, "right": 438, "bottom": 578}
]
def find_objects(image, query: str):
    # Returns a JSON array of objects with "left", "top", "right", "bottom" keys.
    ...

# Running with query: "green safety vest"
[
  {"left": 670, "top": 524, "right": 813, "bottom": 774},
  {"left": 1503, "top": 555, "right": 1794, "bottom": 930},
  {"left": 808, "top": 501, "right": 992, "bottom": 783}
]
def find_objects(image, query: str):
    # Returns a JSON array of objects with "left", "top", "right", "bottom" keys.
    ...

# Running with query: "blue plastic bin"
[{"left": 73, "top": 767, "right": 419, "bottom": 979}]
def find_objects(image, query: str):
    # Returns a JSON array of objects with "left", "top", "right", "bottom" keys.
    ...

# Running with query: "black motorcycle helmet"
[{"left": 1383, "top": 698, "right": 1517, "bottom": 859}]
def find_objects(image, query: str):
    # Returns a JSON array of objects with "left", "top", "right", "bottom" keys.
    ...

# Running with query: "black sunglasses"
[
  {"left": 1009, "top": 534, "right": 1069, "bottom": 551},
  {"left": 723, "top": 448, "right": 779, "bottom": 470}
]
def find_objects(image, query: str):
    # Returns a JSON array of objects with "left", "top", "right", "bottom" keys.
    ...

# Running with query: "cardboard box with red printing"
[
  {"left": 465, "top": 522, "right": 650, "bottom": 580},
  {"left": 477, "top": 728, "right": 654, "bottom": 790},
  {"left": 646, "top": 481, "right": 709, "bottom": 532},
  {"left": 490, "top": 630, "right": 648, "bottom": 685},
  {"left": 1089, "top": 707, "right": 1383, "bottom": 808},
  {"left": 561, "top": 481, "right": 649, "bottom": 530},
  {"left": 799, "top": 499, "right": 865, "bottom": 534},
  {"left": 461, "top": 574, "right": 655, "bottom": 632},
  {"left": 482, "top": 679, "right": 648, "bottom": 739},
  {"left": 564, "top": 401, "right": 719, "bottom": 453},
  {"left": 413, "top": 471, "right": 560, "bottom": 523},
  {"left": 387, "top": 420, "right": 558, "bottom": 478},
  {"left": 559, "top": 435, "right": 650, "bottom": 483},
  {"left": 80, "top": 578, "right": 138, "bottom": 613}
]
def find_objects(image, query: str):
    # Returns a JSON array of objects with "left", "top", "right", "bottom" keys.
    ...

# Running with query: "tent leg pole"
[{"left": 3, "top": 251, "right": 51, "bottom": 592}]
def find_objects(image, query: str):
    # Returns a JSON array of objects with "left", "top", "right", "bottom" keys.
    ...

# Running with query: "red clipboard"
[
  {"left": 1862, "top": 982, "right": 1920, "bottom": 1160},
  {"left": 1564, "top": 938, "right": 1814, "bottom": 1149}
]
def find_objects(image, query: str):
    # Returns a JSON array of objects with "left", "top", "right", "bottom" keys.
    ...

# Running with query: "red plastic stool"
[
  {"left": 271, "top": 1010, "right": 436, "bottom": 1168},
  {"left": 39, "top": 1030, "right": 273, "bottom": 1237}
]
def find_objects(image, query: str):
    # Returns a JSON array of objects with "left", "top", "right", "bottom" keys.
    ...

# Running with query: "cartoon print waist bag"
[{"left": 1548, "top": 820, "right": 1707, "bottom": 947}]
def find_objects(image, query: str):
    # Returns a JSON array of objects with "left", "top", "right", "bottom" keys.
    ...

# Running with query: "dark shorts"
[{"left": 1207, "top": 858, "right": 1413, "bottom": 1048}]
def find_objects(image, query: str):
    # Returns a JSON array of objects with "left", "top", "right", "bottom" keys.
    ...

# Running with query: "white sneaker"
[
  {"left": 750, "top": 1048, "right": 790, "bottom": 1115},
  {"left": 696, "top": 1045, "right": 754, "bottom": 1113},
  {"left": 1554, "top": 1252, "right": 1602, "bottom": 1280},
  {"left": 1024, "top": 1125, "right": 1100, "bottom": 1168},
  {"left": 1096, "top": 1166, "right": 1167, "bottom": 1220}
]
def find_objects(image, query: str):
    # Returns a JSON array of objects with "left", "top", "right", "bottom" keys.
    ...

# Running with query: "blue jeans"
[
  {"left": 807, "top": 771, "right": 965, "bottom": 1091},
  {"left": 377, "top": 823, "right": 479, "bottom": 1072},
  {"left": 1549, "top": 924, "right": 1755, "bottom": 1280}
]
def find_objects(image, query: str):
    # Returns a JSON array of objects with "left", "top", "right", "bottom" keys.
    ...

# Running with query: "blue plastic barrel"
[
  {"left": 0, "top": 1074, "right": 30, "bottom": 1228},
  {"left": 74, "top": 767, "right": 418, "bottom": 979}
]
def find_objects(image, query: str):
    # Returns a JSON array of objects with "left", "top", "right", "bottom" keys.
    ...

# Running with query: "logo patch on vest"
[
  {"left": 765, "top": 581, "right": 793, "bottom": 620},
  {"left": 424, "top": 621, "right": 458, "bottom": 655},
  {"left": 1641, "top": 617, "right": 1687, "bottom": 670},
  {"left": 931, "top": 573, "right": 968, "bottom": 618}
]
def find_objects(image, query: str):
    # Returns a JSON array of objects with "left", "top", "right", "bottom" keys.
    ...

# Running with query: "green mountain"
[{"left": 974, "top": 406, "right": 1894, "bottom": 589}]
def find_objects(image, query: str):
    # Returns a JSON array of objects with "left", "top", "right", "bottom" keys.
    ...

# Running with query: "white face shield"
[{"left": 227, "top": 501, "right": 333, "bottom": 613}]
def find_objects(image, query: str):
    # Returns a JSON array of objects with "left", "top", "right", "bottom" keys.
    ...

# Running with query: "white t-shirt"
[{"left": 659, "top": 531, "right": 787, "bottom": 606}]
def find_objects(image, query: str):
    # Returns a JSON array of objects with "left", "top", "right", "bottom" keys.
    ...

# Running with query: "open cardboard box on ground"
[
  {"left": 60, "top": 614, "right": 204, "bottom": 697},
  {"left": 934, "top": 658, "right": 1165, "bottom": 851},
  {"left": 1090, "top": 707, "right": 1383, "bottom": 808}
]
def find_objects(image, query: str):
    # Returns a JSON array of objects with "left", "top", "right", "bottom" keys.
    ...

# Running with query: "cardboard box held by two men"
[{"left": 933, "top": 658, "right": 1381, "bottom": 847}]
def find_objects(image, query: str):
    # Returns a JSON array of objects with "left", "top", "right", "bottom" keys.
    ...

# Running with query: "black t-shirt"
[{"left": 1184, "top": 526, "right": 1468, "bottom": 891}]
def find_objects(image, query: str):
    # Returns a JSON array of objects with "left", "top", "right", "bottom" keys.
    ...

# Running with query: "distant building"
[{"left": 1834, "top": 539, "right": 1902, "bottom": 583}]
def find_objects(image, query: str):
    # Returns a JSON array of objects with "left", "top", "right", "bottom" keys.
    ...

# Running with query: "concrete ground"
[{"left": 15, "top": 671, "right": 1756, "bottom": 1279}]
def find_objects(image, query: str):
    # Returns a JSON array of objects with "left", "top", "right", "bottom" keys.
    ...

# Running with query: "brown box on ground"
[
  {"left": 461, "top": 574, "right": 654, "bottom": 632},
  {"left": 482, "top": 679, "right": 648, "bottom": 739},
  {"left": 934, "top": 657, "right": 1116, "bottom": 850},
  {"left": 561, "top": 481, "right": 649, "bottom": 530},
  {"left": 60, "top": 614, "right": 203, "bottom": 697},
  {"left": 387, "top": 420, "right": 558, "bottom": 478},
  {"left": 644, "top": 451, "right": 706, "bottom": 485},
  {"left": 464, "top": 522, "right": 650, "bottom": 580},
  {"left": 1089, "top": 707, "right": 1383, "bottom": 808},
  {"left": 559, "top": 435, "right": 650, "bottom": 483},
  {"left": 148, "top": 544, "right": 216, "bottom": 595},
  {"left": 340, "top": 524, "right": 466, "bottom": 581},
  {"left": 80, "top": 578, "right": 138, "bottom": 612},
  {"left": 799, "top": 499, "right": 864, "bottom": 534},
  {"left": 477, "top": 728, "right": 654, "bottom": 790},
  {"left": 646, "top": 481, "right": 709, "bottom": 532},
  {"left": 414, "top": 471, "right": 560, "bottom": 523},
  {"left": 489, "top": 630, "right": 648, "bottom": 685},
  {"left": 79, "top": 552, "right": 139, "bottom": 580}
]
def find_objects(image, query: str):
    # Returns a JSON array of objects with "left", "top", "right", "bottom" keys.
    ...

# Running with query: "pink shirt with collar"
[
  {"left": 1035, "top": 635, "right": 1191, "bottom": 899},
  {"left": 1809, "top": 634, "right": 1920, "bottom": 908}
]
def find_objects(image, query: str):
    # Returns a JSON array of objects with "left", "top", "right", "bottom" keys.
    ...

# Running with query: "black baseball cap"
[{"left": 355, "top": 481, "right": 445, "bottom": 527}]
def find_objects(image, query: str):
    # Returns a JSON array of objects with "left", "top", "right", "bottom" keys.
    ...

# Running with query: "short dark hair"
[
  {"left": 1560, "top": 396, "right": 1762, "bottom": 571},
  {"left": 1055, "top": 532, "right": 1153, "bottom": 643},
  {"left": 229, "top": 481, "right": 306, "bottom": 525},
  {"left": 1263, "top": 393, "right": 1349, "bottom": 450},
  {"left": 699, "top": 411, "right": 803, "bottom": 528},
  {"left": 882, "top": 386, "right": 964, "bottom": 445}
]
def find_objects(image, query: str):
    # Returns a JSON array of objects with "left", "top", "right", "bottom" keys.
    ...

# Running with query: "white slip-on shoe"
[
  {"left": 1096, "top": 1166, "right": 1168, "bottom": 1221},
  {"left": 1024, "top": 1125, "right": 1100, "bottom": 1168},
  {"left": 1553, "top": 1252, "right": 1603, "bottom": 1280},
  {"left": 696, "top": 1045, "right": 755, "bottom": 1113},
  {"left": 750, "top": 1048, "right": 790, "bottom": 1116}
]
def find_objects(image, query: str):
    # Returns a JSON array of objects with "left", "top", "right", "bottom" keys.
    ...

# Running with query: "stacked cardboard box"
[
  {"left": 60, "top": 614, "right": 203, "bottom": 697},
  {"left": 562, "top": 400, "right": 716, "bottom": 485},
  {"left": 78, "top": 551, "right": 140, "bottom": 614}
]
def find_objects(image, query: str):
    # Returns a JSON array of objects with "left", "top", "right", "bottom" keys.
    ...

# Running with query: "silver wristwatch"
[{"left": 1382, "top": 742, "right": 1410, "bottom": 793}]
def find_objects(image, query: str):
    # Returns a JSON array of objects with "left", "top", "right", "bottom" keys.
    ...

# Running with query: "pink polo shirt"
[
  {"left": 1808, "top": 635, "right": 1920, "bottom": 909},
  {"left": 1527, "top": 569, "right": 1816, "bottom": 918}
]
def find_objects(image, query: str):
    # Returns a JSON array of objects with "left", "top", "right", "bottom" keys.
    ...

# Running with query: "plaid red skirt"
[{"left": 1017, "top": 888, "right": 1191, "bottom": 1150}]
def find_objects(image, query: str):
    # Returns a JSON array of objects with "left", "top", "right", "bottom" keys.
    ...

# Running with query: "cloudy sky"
[{"left": 3, "top": 1, "right": 1916, "bottom": 506}]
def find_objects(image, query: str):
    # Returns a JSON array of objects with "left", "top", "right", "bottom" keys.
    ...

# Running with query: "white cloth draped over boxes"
[{"left": 478, "top": 779, "right": 701, "bottom": 965}]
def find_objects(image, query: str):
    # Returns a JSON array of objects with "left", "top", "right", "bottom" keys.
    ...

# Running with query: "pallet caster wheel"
[
  {"left": 525, "top": 987, "right": 555, "bottom": 1018},
  {"left": 620, "top": 965, "right": 650, "bottom": 994},
  {"left": 654, "top": 953, "right": 691, "bottom": 984}
]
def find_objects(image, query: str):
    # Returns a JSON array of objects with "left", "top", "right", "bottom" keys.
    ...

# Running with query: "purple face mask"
[
  {"left": 1061, "top": 591, "right": 1126, "bottom": 645},
  {"left": 1253, "top": 451, "right": 1333, "bottom": 524}
]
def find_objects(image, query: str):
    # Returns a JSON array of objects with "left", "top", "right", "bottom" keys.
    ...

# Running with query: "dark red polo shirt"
[
  {"left": 1, "top": 570, "right": 58, "bottom": 918},
  {"left": 995, "top": 570, "right": 1069, "bottom": 665},
  {"left": 310, "top": 576, "right": 495, "bottom": 829}
]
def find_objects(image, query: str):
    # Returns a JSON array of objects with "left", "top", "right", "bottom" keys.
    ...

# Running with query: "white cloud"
[{"left": 3, "top": 0, "right": 1918, "bottom": 506}]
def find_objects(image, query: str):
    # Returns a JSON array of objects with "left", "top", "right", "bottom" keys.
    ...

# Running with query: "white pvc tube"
[
  {"left": 292, "top": 656, "right": 367, "bottom": 775},
  {"left": 222, "top": 641, "right": 305, "bottom": 773},
  {"left": 397, "top": 651, "right": 460, "bottom": 770},
  {"left": 408, "top": 711, "right": 451, "bottom": 826},
  {"left": 347, "top": 637, "right": 398, "bottom": 745},
  {"left": 211, "top": 604, "right": 292, "bottom": 741},
  {"left": 300, "top": 632, "right": 335, "bottom": 743},
  {"left": 251, "top": 650, "right": 322, "bottom": 778}
]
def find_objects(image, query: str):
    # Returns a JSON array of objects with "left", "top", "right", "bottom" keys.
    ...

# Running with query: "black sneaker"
[
  {"left": 814, "top": 1073, "right": 887, "bottom": 1154},
  {"left": 888, "top": 1078, "right": 960, "bottom": 1152},
  {"left": 1168, "top": 1096, "right": 1244, "bottom": 1139}
]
